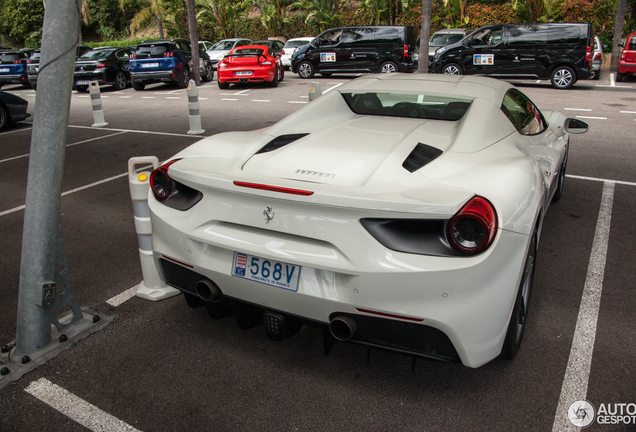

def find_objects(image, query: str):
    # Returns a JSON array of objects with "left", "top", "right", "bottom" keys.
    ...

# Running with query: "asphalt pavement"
[{"left": 0, "top": 72, "right": 635, "bottom": 431}]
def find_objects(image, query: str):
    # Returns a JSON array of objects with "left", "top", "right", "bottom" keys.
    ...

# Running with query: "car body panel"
[
  {"left": 618, "top": 32, "right": 636, "bottom": 76},
  {"left": 217, "top": 45, "right": 281, "bottom": 85},
  {"left": 148, "top": 74, "right": 580, "bottom": 367},
  {"left": 206, "top": 38, "right": 252, "bottom": 70},
  {"left": 281, "top": 37, "right": 314, "bottom": 68},
  {"left": 0, "top": 49, "right": 36, "bottom": 88},
  {"left": 73, "top": 47, "right": 133, "bottom": 89},
  {"left": 0, "top": 91, "right": 30, "bottom": 129}
]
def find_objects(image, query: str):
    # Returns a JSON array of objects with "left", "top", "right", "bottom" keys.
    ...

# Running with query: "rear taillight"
[
  {"left": 219, "top": 60, "right": 228, "bottom": 69},
  {"left": 404, "top": 44, "right": 409, "bottom": 58},
  {"left": 150, "top": 159, "right": 182, "bottom": 200},
  {"left": 13, "top": 60, "right": 19, "bottom": 64},
  {"left": 621, "top": 52, "right": 626, "bottom": 60},
  {"left": 233, "top": 181, "right": 314, "bottom": 196},
  {"left": 447, "top": 196, "right": 497, "bottom": 255},
  {"left": 585, "top": 45, "right": 592, "bottom": 66},
  {"left": 261, "top": 60, "right": 272, "bottom": 66},
  {"left": 96, "top": 61, "right": 110, "bottom": 69},
  {"left": 130, "top": 54, "right": 136, "bottom": 59},
  {"left": 594, "top": 53, "right": 602, "bottom": 61},
  {"left": 281, "top": 49, "right": 286, "bottom": 55},
  {"left": 163, "top": 52, "right": 175, "bottom": 57}
]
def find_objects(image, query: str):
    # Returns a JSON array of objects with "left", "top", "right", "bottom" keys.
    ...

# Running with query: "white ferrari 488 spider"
[{"left": 147, "top": 74, "right": 587, "bottom": 368}]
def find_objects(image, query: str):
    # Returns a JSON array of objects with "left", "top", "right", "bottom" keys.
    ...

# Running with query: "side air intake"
[
  {"left": 402, "top": 143, "right": 443, "bottom": 173},
  {"left": 255, "top": 133, "right": 309, "bottom": 154}
]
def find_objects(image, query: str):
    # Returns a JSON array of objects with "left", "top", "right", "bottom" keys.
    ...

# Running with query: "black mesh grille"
[{"left": 402, "top": 143, "right": 443, "bottom": 173}]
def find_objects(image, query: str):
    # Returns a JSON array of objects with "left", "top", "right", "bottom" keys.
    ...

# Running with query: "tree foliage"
[{"left": 0, "top": 0, "right": 45, "bottom": 47}]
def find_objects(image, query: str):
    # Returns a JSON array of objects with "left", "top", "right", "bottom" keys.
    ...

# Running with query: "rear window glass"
[
  {"left": 210, "top": 40, "right": 236, "bottom": 50},
  {"left": 430, "top": 33, "right": 464, "bottom": 47},
  {"left": 78, "top": 50, "right": 113, "bottom": 60},
  {"left": 30, "top": 51, "right": 41, "bottom": 60},
  {"left": 341, "top": 92, "right": 472, "bottom": 121},
  {"left": 629, "top": 36, "right": 636, "bottom": 50},
  {"left": 284, "top": 40, "right": 310, "bottom": 48},
  {"left": 375, "top": 27, "right": 400, "bottom": 45},
  {"left": 233, "top": 48, "right": 264, "bottom": 56},
  {"left": 547, "top": 26, "right": 580, "bottom": 44},
  {"left": 0, "top": 53, "right": 20, "bottom": 62},
  {"left": 135, "top": 44, "right": 169, "bottom": 55},
  {"left": 507, "top": 25, "right": 547, "bottom": 46}
]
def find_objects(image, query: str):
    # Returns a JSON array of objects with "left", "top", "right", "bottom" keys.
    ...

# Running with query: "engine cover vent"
[
  {"left": 402, "top": 143, "right": 443, "bottom": 173},
  {"left": 256, "top": 133, "right": 309, "bottom": 154}
]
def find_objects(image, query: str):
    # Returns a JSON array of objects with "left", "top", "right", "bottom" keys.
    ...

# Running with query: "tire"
[
  {"left": 279, "top": 65, "right": 284, "bottom": 82},
  {"left": 217, "top": 79, "right": 229, "bottom": 89},
  {"left": 132, "top": 81, "right": 145, "bottom": 91},
  {"left": 501, "top": 229, "right": 538, "bottom": 360},
  {"left": 22, "top": 81, "right": 32, "bottom": 89},
  {"left": 551, "top": 66, "right": 576, "bottom": 89},
  {"left": 31, "top": 84, "right": 36, "bottom": 91},
  {"left": 0, "top": 103, "right": 9, "bottom": 131},
  {"left": 442, "top": 63, "right": 463, "bottom": 75},
  {"left": 269, "top": 65, "right": 279, "bottom": 87},
  {"left": 298, "top": 61, "right": 315, "bottom": 79},
  {"left": 616, "top": 71, "right": 624, "bottom": 82},
  {"left": 552, "top": 146, "right": 568, "bottom": 203},
  {"left": 177, "top": 67, "right": 190, "bottom": 88},
  {"left": 202, "top": 64, "right": 214, "bottom": 82},
  {"left": 320, "top": 72, "right": 332, "bottom": 77},
  {"left": 380, "top": 61, "right": 398, "bottom": 74},
  {"left": 592, "top": 70, "right": 600, "bottom": 81},
  {"left": 113, "top": 71, "right": 127, "bottom": 90},
  {"left": 74, "top": 85, "right": 88, "bottom": 93}
]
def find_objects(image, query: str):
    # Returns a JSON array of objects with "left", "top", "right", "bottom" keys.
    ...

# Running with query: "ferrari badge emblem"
[{"left": 263, "top": 206, "right": 275, "bottom": 223}]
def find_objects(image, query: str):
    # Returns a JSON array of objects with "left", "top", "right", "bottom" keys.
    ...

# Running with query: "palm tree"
[
  {"left": 418, "top": 0, "right": 432, "bottom": 74},
  {"left": 196, "top": 0, "right": 250, "bottom": 39},
  {"left": 291, "top": 0, "right": 343, "bottom": 32},
  {"left": 119, "top": 0, "right": 167, "bottom": 40}
]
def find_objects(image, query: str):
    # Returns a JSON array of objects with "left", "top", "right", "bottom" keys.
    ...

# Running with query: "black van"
[
  {"left": 291, "top": 26, "right": 419, "bottom": 78},
  {"left": 432, "top": 23, "right": 594, "bottom": 89}
]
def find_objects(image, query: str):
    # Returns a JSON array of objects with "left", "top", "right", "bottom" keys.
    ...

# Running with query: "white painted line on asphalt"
[
  {"left": 25, "top": 378, "right": 141, "bottom": 432},
  {"left": 552, "top": 181, "right": 614, "bottom": 432},
  {"left": 620, "top": 111, "right": 636, "bottom": 114},
  {"left": 576, "top": 116, "right": 607, "bottom": 120},
  {"left": 566, "top": 174, "right": 636, "bottom": 187},
  {"left": 564, "top": 108, "right": 591, "bottom": 111},
  {"left": 118, "top": 96, "right": 132, "bottom": 99},
  {"left": 167, "top": 88, "right": 185, "bottom": 94},
  {"left": 252, "top": 100, "right": 270, "bottom": 102},
  {"left": 66, "top": 124, "right": 198, "bottom": 138},
  {"left": 233, "top": 89, "right": 251, "bottom": 95},
  {"left": 288, "top": 101, "right": 308, "bottom": 104},
  {"left": 165, "top": 97, "right": 180, "bottom": 99},
  {"left": 300, "top": 95, "right": 308, "bottom": 98},
  {"left": 101, "top": 96, "right": 110, "bottom": 99},
  {"left": 0, "top": 132, "right": 127, "bottom": 164},
  {"left": 141, "top": 97, "right": 155, "bottom": 99},
  {"left": 595, "top": 84, "right": 632, "bottom": 88},
  {"left": 106, "top": 285, "right": 138, "bottom": 307},
  {"left": 78, "top": 96, "right": 89, "bottom": 98},
  {"left": 323, "top": 83, "right": 343, "bottom": 94},
  {"left": 222, "top": 98, "right": 238, "bottom": 101},
  {"left": 199, "top": 97, "right": 209, "bottom": 100},
  {"left": 0, "top": 126, "right": 32, "bottom": 136},
  {"left": 610, "top": 73, "right": 615, "bottom": 86}
]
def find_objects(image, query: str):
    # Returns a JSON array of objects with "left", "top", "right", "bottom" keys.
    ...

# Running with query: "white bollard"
[
  {"left": 89, "top": 81, "right": 108, "bottom": 127},
  {"left": 186, "top": 80, "right": 205, "bottom": 135},
  {"left": 128, "top": 157, "right": 181, "bottom": 301},
  {"left": 308, "top": 81, "right": 322, "bottom": 101}
]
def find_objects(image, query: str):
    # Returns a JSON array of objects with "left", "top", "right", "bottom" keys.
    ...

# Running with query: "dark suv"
[
  {"left": 129, "top": 39, "right": 214, "bottom": 90},
  {"left": 27, "top": 45, "right": 92, "bottom": 91},
  {"left": 74, "top": 46, "right": 134, "bottom": 92},
  {"left": 291, "top": 26, "right": 420, "bottom": 78},
  {"left": 0, "top": 48, "right": 36, "bottom": 89},
  {"left": 432, "top": 23, "right": 594, "bottom": 89}
]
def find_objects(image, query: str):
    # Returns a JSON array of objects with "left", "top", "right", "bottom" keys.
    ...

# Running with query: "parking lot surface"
[{"left": 1, "top": 73, "right": 635, "bottom": 431}]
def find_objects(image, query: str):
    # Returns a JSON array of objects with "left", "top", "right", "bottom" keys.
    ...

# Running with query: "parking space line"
[
  {"left": 222, "top": 98, "right": 238, "bottom": 101},
  {"left": 252, "top": 100, "right": 270, "bottom": 102},
  {"left": 0, "top": 132, "right": 127, "bottom": 164},
  {"left": 566, "top": 174, "right": 636, "bottom": 187},
  {"left": 25, "top": 378, "right": 141, "bottom": 432},
  {"left": 575, "top": 116, "right": 607, "bottom": 120},
  {"left": 620, "top": 111, "right": 636, "bottom": 114},
  {"left": 140, "top": 97, "right": 155, "bottom": 99},
  {"left": 610, "top": 73, "right": 615, "bottom": 86},
  {"left": 118, "top": 96, "right": 132, "bottom": 99},
  {"left": 66, "top": 124, "right": 197, "bottom": 138},
  {"left": 106, "top": 285, "right": 138, "bottom": 307},
  {"left": 552, "top": 181, "right": 615, "bottom": 431},
  {"left": 323, "top": 83, "right": 344, "bottom": 94},
  {"left": 564, "top": 108, "right": 591, "bottom": 111},
  {"left": 165, "top": 97, "right": 180, "bottom": 99},
  {"left": 288, "top": 101, "right": 308, "bottom": 104},
  {"left": 0, "top": 126, "right": 32, "bottom": 136}
]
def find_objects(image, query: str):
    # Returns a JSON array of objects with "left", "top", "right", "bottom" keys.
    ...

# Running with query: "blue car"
[
  {"left": 0, "top": 91, "right": 30, "bottom": 130},
  {"left": 129, "top": 38, "right": 214, "bottom": 90},
  {"left": 74, "top": 46, "right": 135, "bottom": 92},
  {"left": 0, "top": 48, "right": 36, "bottom": 89}
]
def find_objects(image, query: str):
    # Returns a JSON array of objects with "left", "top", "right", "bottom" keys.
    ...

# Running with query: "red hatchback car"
[
  {"left": 617, "top": 31, "right": 636, "bottom": 82},
  {"left": 217, "top": 45, "right": 284, "bottom": 89}
]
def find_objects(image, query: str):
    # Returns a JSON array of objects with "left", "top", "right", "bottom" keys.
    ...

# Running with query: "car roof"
[
  {"left": 338, "top": 73, "right": 512, "bottom": 105},
  {"left": 233, "top": 45, "right": 270, "bottom": 51},
  {"left": 433, "top": 28, "right": 470, "bottom": 34}
]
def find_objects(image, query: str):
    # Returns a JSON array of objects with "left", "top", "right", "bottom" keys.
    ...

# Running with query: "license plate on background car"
[
  {"left": 235, "top": 71, "right": 253, "bottom": 76},
  {"left": 0, "top": 68, "right": 9, "bottom": 73},
  {"left": 142, "top": 63, "right": 159, "bottom": 68},
  {"left": 75, "top": 80, "right": 89, "bottom": 85},
  {"left": 231, "top": 252, "right": 300, "bottom": 291}
]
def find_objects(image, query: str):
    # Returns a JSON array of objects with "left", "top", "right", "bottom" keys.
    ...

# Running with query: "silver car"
[
  {"left": 206, "top": 38, "right": 251, "bottom": 70},
  {"left": 592, "top": 35, "right": 604, "bottom": 80},
  {"left": 281, "top": 37, "right": 314, "bottom": 70}
]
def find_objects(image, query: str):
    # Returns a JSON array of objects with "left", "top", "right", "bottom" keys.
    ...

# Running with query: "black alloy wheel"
[
  {"left": 178, "top": 67, "right": 190, "bottom": 88},
  {"left": 443, "top": 63, "right": 463, "bottom": 75},
  {"left": 217, "top": 79, "right": 229, "bottom": 89},
  {"left": 551, "top": 66, "right": 576, "bottom": 89},
  {"left": 501, "top": 229, "right": 538, "bottom": 359},
  {"left": 552, "top": 147, "right": 568, "bottom": 203},
  {"left": 132, "top": 81, "right": 145, "bottom": 91},
  {"left": 269, "top": 65, "right": 279, "bottom": 87},
  {"left": 0, "top": 104, "right": 9, "bottom": 131},
  {"left": 380, "top": 61, "right": 398, "bottom": 73},
  {"left": 202, "top": 64, "right": 214, "bottom": 82},
  {"left": 113, "top": 71, "right": 127, "bottom": 90},
  {"left": 298, "top": 61, "right": 315, "bottom": 79}
]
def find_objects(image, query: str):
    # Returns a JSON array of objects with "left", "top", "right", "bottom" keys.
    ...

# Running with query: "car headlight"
[{"left": 435, "top": 46, "right": 447, "bottom": 57}]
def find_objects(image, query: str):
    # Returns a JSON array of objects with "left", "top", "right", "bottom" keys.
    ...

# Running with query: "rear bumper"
[
  {"left": 149, "top": 191, "right": 531, "bottom": 368},
  {"left": 74, "top": 71, "right": 110, "bottom": 85},
  {"left": 0, "top": 73, "right": 29, "bottom": 84},
  {"left": 131, "top": 70, "right": 178, "bottom": 83},
  {"left": 618, "top": 63, "right": 636, "bottom": 74}
]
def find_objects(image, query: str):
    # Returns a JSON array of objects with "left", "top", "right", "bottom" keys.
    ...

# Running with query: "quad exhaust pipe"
[
  {"left": 195, "top": 278, "right": 223, "bottom": 302},
  {"left": 329, "top": 315, "right": 358, "bottom": 341}
]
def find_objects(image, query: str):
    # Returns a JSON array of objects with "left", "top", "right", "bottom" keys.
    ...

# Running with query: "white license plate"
[
  {"left": 0, "top": 68, "right": 9, "bottom": 73},
  {"left": 231, "top": 252, "right": 300, "bottom": 291},
  {"left": 142, "top": 63, "right": 159, "bottom": 68},
  {"left": 75, "top": 80, "right": 90, "bottom": 85},
  {"left": 235, "top": 71, "right": 253, "bottom": 76}
]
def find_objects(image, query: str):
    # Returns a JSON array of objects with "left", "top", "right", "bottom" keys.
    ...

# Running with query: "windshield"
[
  {"left": 430, "top": 33, "right": 465, "bottom": 47},
  {"left": 341, "top": 92, "right": 472, "bottom": 121},
  {"left": 210, "top": 40, "right": 236, "bottom": 51},
  {"left": 284, "top": 40, "right": 310, "bottom": 48},
  {"left": 78, "top": 49, "right": 114, "bottom": 60}
]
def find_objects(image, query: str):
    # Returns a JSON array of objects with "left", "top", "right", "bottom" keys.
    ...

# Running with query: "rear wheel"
[
  {"left": 443, "top": 63, "right": 462, "bottom": 75},
  {"left": 177, "top": 67, "right": 190, "bottom": 88},
  {"left": 551, "top": 66, "right": 576, "bottom": 89},
  {"left": 320, "top": 72, "right": 332, "bottom": 77},
  {"left": 298, "top": 61, "right": 315, "bottom": 78},
  {"left": 552, "top": 147, "right": 568, "bottom": 203},
  {"left": 132, "top": 81, "right": 145, "bottom": 91},
  {"left": 0, "top": 104, "right": 9, "bottom": 131},
  {"left": 501, "top": 229, "right": 537, "bottom": 359},
  {"left": 202, "top": 64, "right": 214, "bottom": 82},
  {"left": 380, "top": 61, "right": 398, "bottom": 73},
  {"left": 279, "top": 65, "right": 284, "bottom": 82},
  {"left": 269, "top": 66, "right": 279, "bottom": 87},
  {"left": 74, "top": 85, "right": 88, "bottom": 93},
  {"left": 592, "top": 70, "right": 601, "bottom": 80},
  {"left": 616, "top": 71, "right": 624, "bottom": 82},
  {"left": 217, "top": 79, "right": 229, "bottom": 89},
  {"left": 113, "top": 71, "right": 127, "bottom": 90}
]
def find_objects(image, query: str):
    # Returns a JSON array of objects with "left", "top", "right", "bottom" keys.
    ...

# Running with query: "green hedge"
[{"left": 86, "top": 38, "right": 146, "bottom": 48}]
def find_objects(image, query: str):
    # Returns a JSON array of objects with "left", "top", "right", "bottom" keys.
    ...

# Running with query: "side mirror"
[
  {"left": 618, "top": 42, "right": 625, "bottom": 48},
  {"left": 564, "top": 118, "right": 588, "bottom": 134}
]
